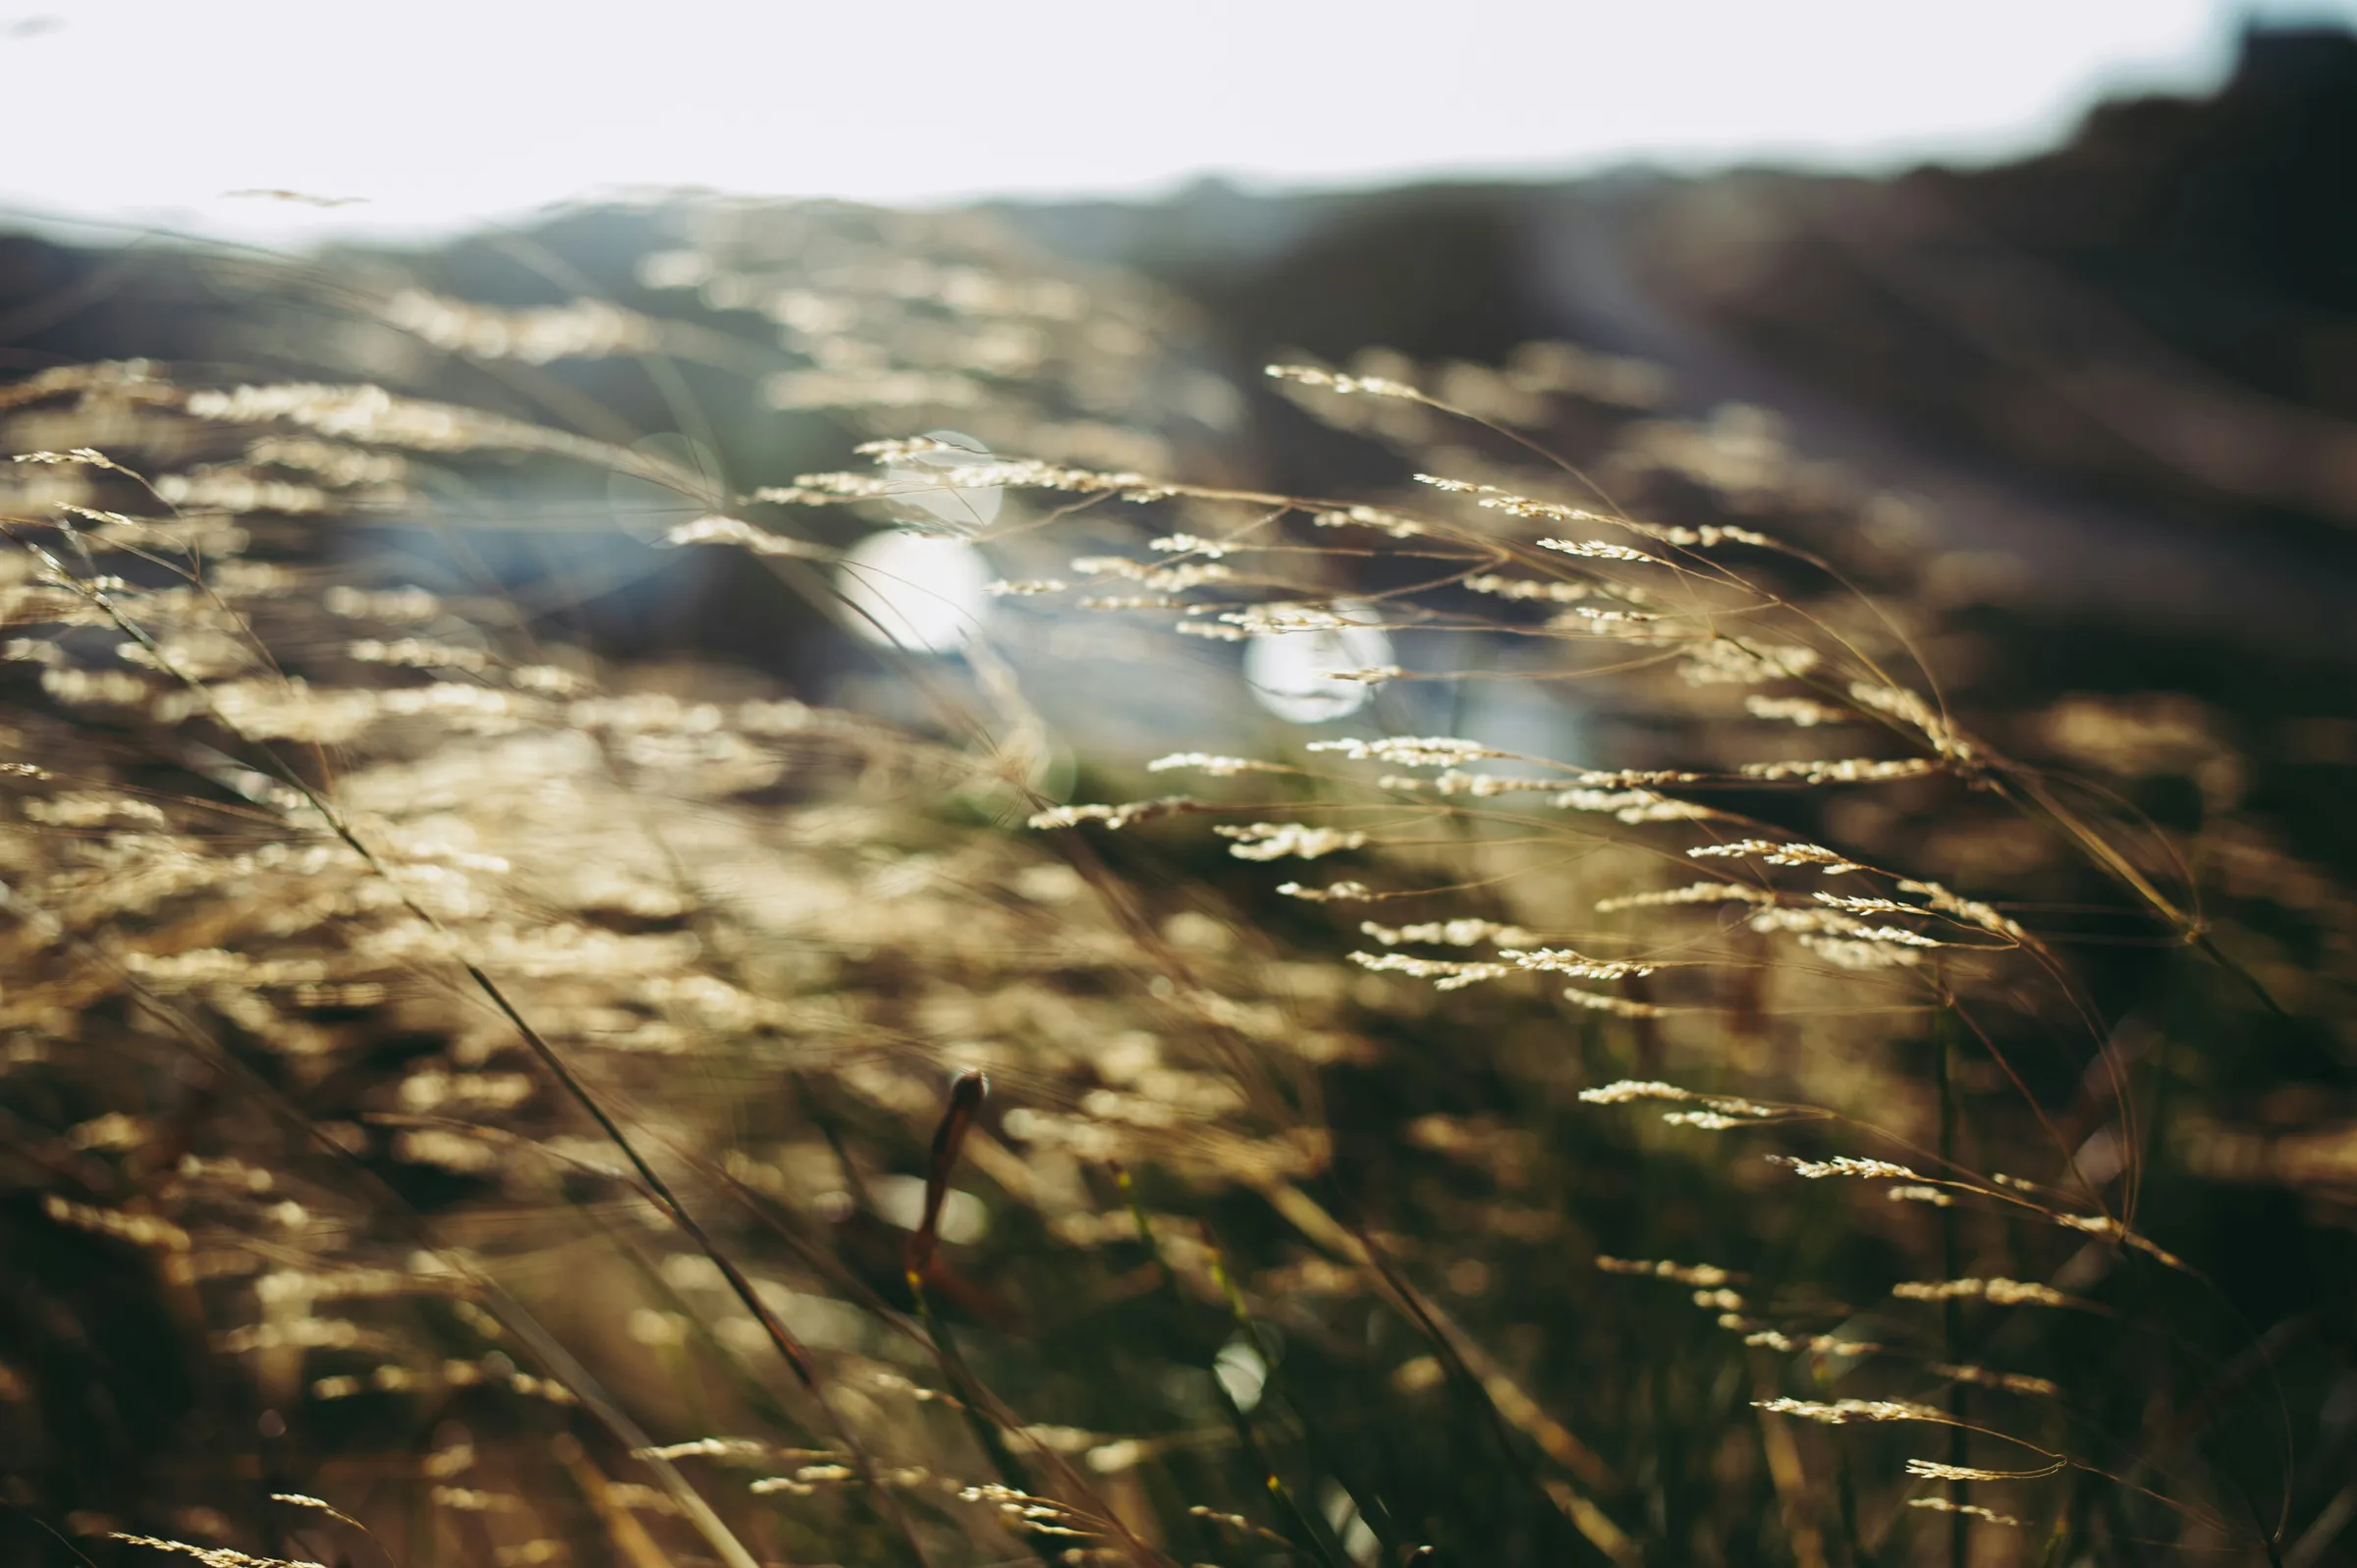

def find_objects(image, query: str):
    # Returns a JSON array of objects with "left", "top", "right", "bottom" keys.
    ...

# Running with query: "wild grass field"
[{"left": 0, "top": 193, "right": 2352, "bottom": 1568}]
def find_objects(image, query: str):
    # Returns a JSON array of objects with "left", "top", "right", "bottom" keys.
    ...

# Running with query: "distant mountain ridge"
[{"left": 3, "top": 23, "right": 2354, "bottom": 653}]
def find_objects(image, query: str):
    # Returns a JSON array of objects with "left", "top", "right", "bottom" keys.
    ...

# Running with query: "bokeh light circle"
[
  {"left": 834, "top": 530, "right": 991, "bottom": 654},
  {"left": 1242, "top": 602, "right": 1394, "bottom": 725}
]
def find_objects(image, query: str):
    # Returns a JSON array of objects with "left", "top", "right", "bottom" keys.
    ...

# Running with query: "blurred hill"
[
  {"left": 4, "top": 22, "right": 2356, "bottom": 664},
  {"left": 994, "top": 23, "right": 2357, "bottom": 655}
]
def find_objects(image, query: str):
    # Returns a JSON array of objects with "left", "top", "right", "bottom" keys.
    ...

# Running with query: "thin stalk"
[
  {"left": 1116, "top": 1169, "right": 1348, "bottom": 1568},
  {"left": 1936, "top": 1002, "right": 1969, "bottom": 1568}
]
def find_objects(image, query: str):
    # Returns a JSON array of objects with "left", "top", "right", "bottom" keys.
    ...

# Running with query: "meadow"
[{"left": 0, "top": 197, "right": 2351, "bottom": 1568}]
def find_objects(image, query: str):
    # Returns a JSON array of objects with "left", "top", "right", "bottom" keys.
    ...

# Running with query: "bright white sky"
[{"left": 4, "top": 0, "right": 2350, "bottom": 243}]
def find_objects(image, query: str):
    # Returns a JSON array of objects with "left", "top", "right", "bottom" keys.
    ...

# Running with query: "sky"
[{"left": 3, "top": 0, "right": 2351, "bottom": 243}]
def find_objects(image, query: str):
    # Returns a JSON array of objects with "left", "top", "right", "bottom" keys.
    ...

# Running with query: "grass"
[{"left": 0, "top": 202, "right": 2350, "bottom": 1568}]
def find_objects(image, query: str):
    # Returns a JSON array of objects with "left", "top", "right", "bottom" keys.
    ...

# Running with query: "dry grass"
[{"left": 1, "top": 202, "right": 2351, "bottom": 1568}]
